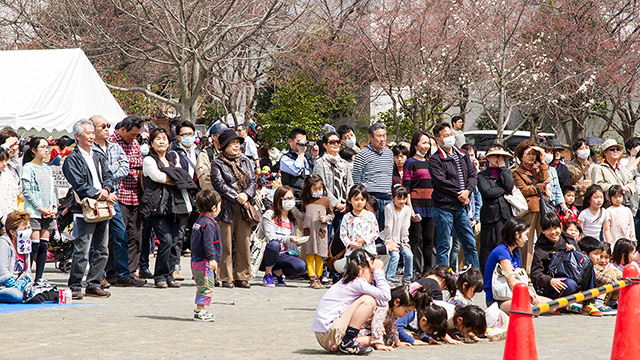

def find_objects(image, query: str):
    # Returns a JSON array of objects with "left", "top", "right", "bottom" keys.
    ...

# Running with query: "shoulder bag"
[
  {"left": 504, "top": 187, "right": 528, "bottom": 217},
  {"left": 73, "top": 162, "right": 114, "bottom": 223},
  {"left": 522, "top": 172, "right": 555, "bottom": 217},
  {"left": 492, "top": 262, "right": 531, "bottom": 301}
]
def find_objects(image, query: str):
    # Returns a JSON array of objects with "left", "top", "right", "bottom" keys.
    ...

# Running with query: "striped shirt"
[
  {"left": 448, "top": 148, "right": 466, "bottom": 190},
  {"left": 402, "top": 157, "right": 433, "bottom": 217},
  {"left": 352, "top": 144, "right": 393, "bottom": 195}
]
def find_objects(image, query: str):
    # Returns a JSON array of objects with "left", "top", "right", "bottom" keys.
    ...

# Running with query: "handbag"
[
  {"left": 241, "top": 199, "right": 262, "bottom": 226},
  {"left": 524, "top": 174, "right": 555, "bottom": 217},
  {"left": 250, "top": 225, "right": 268, "bottom": 277},
  {"left": 73, "top": 191, "right": 115, "bottom": 223},
  {"left": 504, "top": 187, "right": 528, "bottom": 217},
  {"left": 491, "top": 263, "right": 530, "bottom": 301}
]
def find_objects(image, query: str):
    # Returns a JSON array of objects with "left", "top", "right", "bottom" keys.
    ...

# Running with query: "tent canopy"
[{"left": 0, "top": 48, "right": 126, "bottom": 135}]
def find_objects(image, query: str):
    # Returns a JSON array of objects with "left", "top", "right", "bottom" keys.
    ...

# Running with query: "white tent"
[{"left": 0, "top": 48, "right": 126, "bottom": 135}]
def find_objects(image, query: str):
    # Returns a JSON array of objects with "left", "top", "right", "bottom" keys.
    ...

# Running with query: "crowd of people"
[{"left": 0, "top": 115, "right": 637, "bottom": 354}]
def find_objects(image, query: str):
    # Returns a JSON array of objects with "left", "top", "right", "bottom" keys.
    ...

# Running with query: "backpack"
[{"left": 548, "top": 249, "right": 593, "bottom": 290}]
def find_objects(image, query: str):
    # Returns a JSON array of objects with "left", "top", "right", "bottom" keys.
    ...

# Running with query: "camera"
[{"left": 296, "top": 141, "right": 316, "bottom": 147}]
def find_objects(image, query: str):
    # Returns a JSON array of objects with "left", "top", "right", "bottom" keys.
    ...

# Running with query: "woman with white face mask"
[
  {"left": 566, "top": 138, "right": 592, "bottom": 209},
  {"left": 258, "top": 186, "right": 307, "bottom": 287}
]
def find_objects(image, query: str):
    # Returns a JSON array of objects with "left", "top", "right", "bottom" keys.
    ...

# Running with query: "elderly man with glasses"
[{"left": 591, "top": 139, "right": 636, "bottom": 211}]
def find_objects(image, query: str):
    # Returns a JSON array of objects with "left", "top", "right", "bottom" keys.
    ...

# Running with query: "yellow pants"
[{"left": 306, "top": 254, "right": 323, "bottom": 278}]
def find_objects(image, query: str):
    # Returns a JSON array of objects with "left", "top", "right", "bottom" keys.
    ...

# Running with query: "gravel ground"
[{"left": 0, "top": 256, "right": 619, "bottom": 360}]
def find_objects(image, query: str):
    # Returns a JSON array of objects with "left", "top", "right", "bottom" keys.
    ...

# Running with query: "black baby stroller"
[{"left": 47, "top": 191, "right": 75, "bottom": 272}]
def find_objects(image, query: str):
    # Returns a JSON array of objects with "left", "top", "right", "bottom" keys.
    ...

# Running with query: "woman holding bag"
[
  {"left": 477, "top": 144, "right": 515, "bottom": 274},
  {"left": 512, "top": 140, "right": 550, "bottom": 273},
  {"left": 211, "top": 129, "right": 256, "bottom": 289},
  {"left": 484, "top": 217, "right": 548, "bottom": 313}
]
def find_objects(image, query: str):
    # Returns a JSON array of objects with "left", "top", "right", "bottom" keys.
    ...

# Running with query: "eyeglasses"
[
  {"left": 37, "top": 145, "right": 49, "bottom": 149},
  {"left": 327, "top": 140, "right": 341, "bottom": 145},
  {"left": 282, "top": 196, "right": 295, "bottom": 201},
  {"left": 179, "top": 133, "right": 194, "bottom": 137},
  {"left": 99, "top": 123, "right": 111, "bottom": 129},
  {"left": 608, "top": 148, "right": 621, "bottom": 152}
]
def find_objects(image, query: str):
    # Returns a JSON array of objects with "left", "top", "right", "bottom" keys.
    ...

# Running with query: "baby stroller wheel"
[{"left": 58, "top": 260, "right": 71, "bottom": 273}]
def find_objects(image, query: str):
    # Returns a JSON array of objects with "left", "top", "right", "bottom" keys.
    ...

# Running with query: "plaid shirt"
[
  {"left": 594, "top": 264, "right": 616, "bottom": 287},
  {"left": 109, "top": 132, "right": 142, "bottom": 205}
]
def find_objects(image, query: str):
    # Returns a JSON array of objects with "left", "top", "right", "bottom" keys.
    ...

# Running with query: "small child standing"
[
  {"left": 340, "top": 185, "right": 379, "bottom": 257},
  {"left": 607, "top": 185, "right": 636, "bottom": 244},
  {"left": 578, "top": 185, "right": 612, "bottom": 244},
  {"left": 382, "top": 186, "right": 413, "bottom": 284},
  {"left": 190, "top": 189, "right": 222, "bottom": 322},
  {"left": 300, "top": 175, "right": 335, "bottom": 289},
  {"left": 558, "top": 185, "right": 578, "bottom": 226}
]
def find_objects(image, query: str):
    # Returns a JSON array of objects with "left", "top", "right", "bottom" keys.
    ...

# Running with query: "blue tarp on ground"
[{"left": 0, "top": 302, "right": 98, "bottom": 314}]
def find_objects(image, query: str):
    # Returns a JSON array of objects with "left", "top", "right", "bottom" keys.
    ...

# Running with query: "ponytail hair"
[
  {"left": 341, "top": 249, "right": 376, "bottom": 284},
  {"left": 23, "top": 136, "right": 46, "bottom": 165},
  {"left": 393, "top": 283, "right": 432, "bottom": 311},
  {"left": 426, "top": 264, "right": 457, "bottom": 298},
  {"left": 419, "top": 303, "right": 447, "bottom": 338}
]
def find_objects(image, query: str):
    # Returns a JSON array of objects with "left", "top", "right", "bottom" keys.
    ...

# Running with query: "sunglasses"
[
  {"left": 327, "top": 140, "right": 341, "bottom": 146},
  {"left": 99, "top": 123, "right": 111, "bottom": 129}
]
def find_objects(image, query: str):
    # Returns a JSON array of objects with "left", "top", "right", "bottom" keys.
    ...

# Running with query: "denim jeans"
[
  {"left": 432, "top": 207, "right": 479, "bottom": 268},
  {"left": 0, "top": 287, "right": 23, "bottom": 303},
  {"left": 386, "top": 246, "right": 413, "bottom": 281},
  {"left": 150, "top": 215, "right": 183, "bottom": 283},
  {"left": 449, "top": 236, "right": 461, "bottom": 272},
  {"left": 107, "top": 202, "right": 131, "bottom": 281},
  {"left": 261, "top": 240, "right": 307, "bottom": 276},
  {"left": 68, "top": 217, "right": 109, "bottom": 292}
]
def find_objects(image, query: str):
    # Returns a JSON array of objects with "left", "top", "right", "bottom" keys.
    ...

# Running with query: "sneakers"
[
  {"left": 263, "top": 273, "right": 275, "bottom": 287},
  {"left": 71, "top": 290, "right": 84, "bottom": 300},
  {"left": 193, "top": 309, "right": 215, "bottom": 322},
  {"left": 138, "top": 268, "right": 154, "bottom": 279},
  {"left": 582, "top": 303, "right": 603, "bottom": 316},
  {"left": 338, "top": 339, "right": 373, "bottom": 355},
  {"left": 565, "top": 303, "right": 583, "bottom": 314},
  {"left": 172, "top": 270, "right": 185, "bottom": 281},
  {"left": 598, "top": 305, "right": 617, "bottom": 316},
  {"left": 275, "top": 275, "right": 287, "bottom": 287}
]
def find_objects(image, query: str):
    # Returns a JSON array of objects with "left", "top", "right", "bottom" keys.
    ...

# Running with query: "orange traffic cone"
[
  {"left": 503, "top": 282, "right": 538, "bottom": 360},
  {"left": 611, "top": 263, "right": 640, "bottom": 360}
]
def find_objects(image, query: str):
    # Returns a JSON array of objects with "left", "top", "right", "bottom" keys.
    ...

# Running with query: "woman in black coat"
[
  {"left": 478, "top": 144, "right": 515, "bottom": 274},
  {"left": 210, "top": 129, "right": 257, "bottom": 289}
]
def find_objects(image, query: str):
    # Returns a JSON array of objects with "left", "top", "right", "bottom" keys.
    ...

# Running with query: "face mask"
[
  {"left": 181, "top": 136, "right": 195, "bottom": 147},
  {"left": 576, "top": 149, "right": 590, "bottom": 160},
  {"left": 416, "top": 150, "right": 426, "bottom": 158},
  {"left": 312, "top": 191, "right": 323, "bottom": 198},
  {"left": 344, "top": 138, "right": 356, "bottom": 148},
  {"left": 282, "top": 199, "right": 296, "bottom": 211},
  {"left": 16, "top": 228, "right": 33, "bottom": 254},
  {"left": 140, "top": 144, "right": 150, "bottom": 156},
  {"left": 442, "top": 135, "right": 456, "bottom": 149},
  {"left": 544, "top": 154, "right": 554, "bottom": 164}
]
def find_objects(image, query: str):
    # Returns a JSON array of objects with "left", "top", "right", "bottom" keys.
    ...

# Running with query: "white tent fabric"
[{"left": 0, "top": 48, "right": 126, "bottom": 133}]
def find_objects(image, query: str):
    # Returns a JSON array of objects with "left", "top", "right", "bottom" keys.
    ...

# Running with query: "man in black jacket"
[
  {"left": 280, "top": 128, "right": 314, "bottom": 198},
  {"left": 62, "top": 119, "right": 118, "bottom": 299},
  {"left": 428, "top": 122, "right": 479, "bottom": 269}
]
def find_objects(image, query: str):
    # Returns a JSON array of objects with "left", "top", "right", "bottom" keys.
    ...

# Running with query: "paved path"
[{"left": 0, "top": 257, "right": 617, "bottom": 359}]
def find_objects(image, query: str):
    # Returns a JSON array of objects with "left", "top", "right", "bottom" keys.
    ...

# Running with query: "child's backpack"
[{"left": 549, "top": 249, "right": 593, "bottom": 290}]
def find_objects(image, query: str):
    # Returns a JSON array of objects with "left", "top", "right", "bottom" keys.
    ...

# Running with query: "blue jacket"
[
  {"left": 190, "top": 214, "right": 222, "bottom": 262},
  {"left": 396, "top": 310, "right": 433, "bottom": 345},
  {"left": 62, "top": 146, "right": 116, "bottom": 213}
]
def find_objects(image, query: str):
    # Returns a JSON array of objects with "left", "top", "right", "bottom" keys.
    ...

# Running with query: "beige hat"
[
  {"left": 601, "top": 139, "right": 623, "bottom": 152},
  {"left": 485, "top": 147, "right": 513, "bottom": 158}
]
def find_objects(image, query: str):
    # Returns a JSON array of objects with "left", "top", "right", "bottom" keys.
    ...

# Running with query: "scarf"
[
  {"left": 323, "top": 153, "right": 344, "bottom": 171},
  {"left": 220, "top": 152, "right": 249, "bottom": 191}
]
